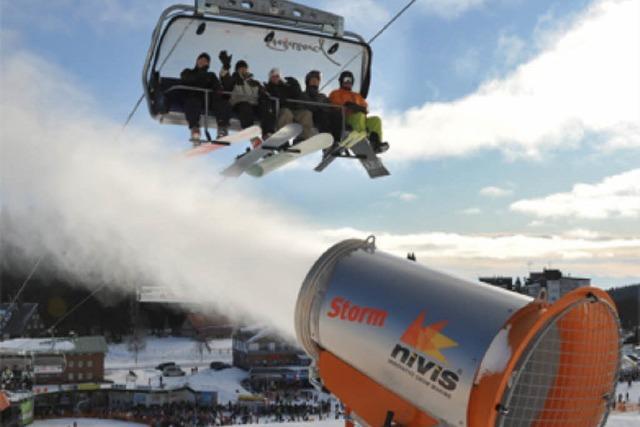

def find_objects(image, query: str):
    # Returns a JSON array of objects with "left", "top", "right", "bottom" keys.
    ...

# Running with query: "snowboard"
[
  {"left": 246, "top": 133, "right": 334, "bottom": 178},
  {"left": 184, "top": 125, "right": 262, "bottom": 158},
  {"left": 221, "top": 124, "right": 303, "bottom": 177},
  {"left": 314, "top": 131, "right": 367, "bottom": 172},
  {"left": 350, "top": 140, "right": 390, "bottom": 178}
]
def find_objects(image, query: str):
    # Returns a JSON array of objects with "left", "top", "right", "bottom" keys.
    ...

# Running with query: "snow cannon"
[{"left": 295, "top": 237, "right": 621, "bottom": 427}]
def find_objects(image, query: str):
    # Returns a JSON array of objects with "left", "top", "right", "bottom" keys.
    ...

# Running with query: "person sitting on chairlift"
[
  {"left": 219, "top": 51, "right": 272, "bottom": 140},
  {"left": 329, "top": 71, "right": 389, "bottom": 153},
  {"left": 265, "top": 68, "right": 314, "bottom": 141},
  {"left": 301, "top": 70, "right": 342, "bottom": 143},
  {"left": 180, "top": 52, "right": 232, "bottom": 142}
]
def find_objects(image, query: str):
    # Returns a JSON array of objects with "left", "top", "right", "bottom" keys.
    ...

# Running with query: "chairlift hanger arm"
[
  {"left": 195, "top": 0, "right": 344, "bottom": 36},
  {"left": 142, "top": 4, "right": 196, "bottom": 118}
]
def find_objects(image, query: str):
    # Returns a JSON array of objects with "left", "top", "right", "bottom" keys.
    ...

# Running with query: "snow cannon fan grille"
[{"left": 496, "top": 296, "right": 620, "bottom": 427}]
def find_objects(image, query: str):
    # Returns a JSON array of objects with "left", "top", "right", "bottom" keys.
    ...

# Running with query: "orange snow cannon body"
[{"left": 295, "top": 238, "right": 621, "bottom": 427}]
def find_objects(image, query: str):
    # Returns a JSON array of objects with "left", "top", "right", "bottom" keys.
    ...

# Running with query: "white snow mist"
[{"left": 0, "top": 50, "right": 330, "bottom": 338}]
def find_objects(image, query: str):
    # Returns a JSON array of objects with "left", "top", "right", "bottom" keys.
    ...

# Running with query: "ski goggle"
[{"left": 342, "top": 77, "right": 353, "bottom": 84}]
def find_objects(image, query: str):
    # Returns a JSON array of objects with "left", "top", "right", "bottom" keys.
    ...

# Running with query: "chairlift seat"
[{"left": 142, "top": 1, "right": 371, "bottom": 133}]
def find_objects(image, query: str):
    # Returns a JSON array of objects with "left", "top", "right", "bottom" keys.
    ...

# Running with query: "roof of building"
[
  {"left": 0, "top": 303, "right": 40, "bottom": 337},
  {"left": 0, "top": 336, "right": 108, "bottom": 355}
]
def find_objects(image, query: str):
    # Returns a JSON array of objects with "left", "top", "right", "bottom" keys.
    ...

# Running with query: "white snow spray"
[{"left": 0, "top": 50, "right": 329, "bottom": 338}]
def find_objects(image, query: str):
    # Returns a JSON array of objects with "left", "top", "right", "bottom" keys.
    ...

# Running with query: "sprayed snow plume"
[{"left": 0, "top": 50, "right": 328, "bottom": 337}]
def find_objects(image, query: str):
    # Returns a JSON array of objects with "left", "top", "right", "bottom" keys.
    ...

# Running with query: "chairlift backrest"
[{"left": 142, "top": 1, "right": 372, "bottom": 124}]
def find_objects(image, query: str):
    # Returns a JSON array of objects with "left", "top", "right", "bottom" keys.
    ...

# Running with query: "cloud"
[
  {"left": 480, "top": 186, "right": 513, "bottom": 198},
  {"left": 453, "top": 48, "right": 481, "bottom": 77},
  {"left": 495, "top": 32, "right": 526, "bottom": 67},
  {"left": 389, "top": 191, "right": 418, "bottom": 202},
  {"left": 510, "top": 169, "right": 640, "bottom": 219},
  {"left": 419, "top": 0, "right": 488, "bottom": 19},
  {"left": 562, "top": 229, "right": 601, "bottom": 240},
  {"left": 1, "top": 0, "right": 176, "bottom": 33},
  {"left": 459, "top": 207, "right": 482, "bottom": 215},
  {"left": 320, "top": 227, "right": 640, "bottom": 282},
  {"left": 384, "top": 0, "right": 640, "bottom": 161},
  {"left": 0, "top": 49, "right": 330, "bottom": 338}
]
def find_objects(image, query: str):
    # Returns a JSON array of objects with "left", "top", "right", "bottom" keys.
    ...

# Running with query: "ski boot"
[
  {"left": 216, "top": 126, "right": 229, "bottom": 140},
  {"left": 369, "top": 133, "right": 389, "bottom": 154},
  {"left": 190, "top": 128, "right": 201, "bottom": 147}
]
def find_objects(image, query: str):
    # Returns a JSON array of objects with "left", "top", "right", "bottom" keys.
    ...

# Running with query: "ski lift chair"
[{"left": 143, "top": 0, "right": 373, "bottom": 135}]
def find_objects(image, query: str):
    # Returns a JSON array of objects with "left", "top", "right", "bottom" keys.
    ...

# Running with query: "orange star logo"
[{"left": 400, "top": 311, "right": 458, "bottom": 365}]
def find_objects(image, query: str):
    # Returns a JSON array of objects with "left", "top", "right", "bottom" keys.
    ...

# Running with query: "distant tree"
[
  {"left": 515, "top": 277, "right": 523, "bottom": 294},
  {"left": 127, "top": 328, "right": 146, "bottom": 365},
  {"left": 194, "top": 336, "right": 211, "bottom": 362},
  {"left": 407, "top": 252, "right": 417, "bottom": 262}
]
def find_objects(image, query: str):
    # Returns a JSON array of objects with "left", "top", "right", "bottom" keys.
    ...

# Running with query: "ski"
[
  {"left": 350, "top": 139, "right": 390, "bottom": 178},
  {"left": 221, "top": 124, "right": 303, "bottom": 177},
  {"left": 314, "top": 131, "right": 367, "bottom": 172},
  {"left": 246, "top": 133, "right": 334, "bottom": 178},
  {"left": 184, "top": 125, "right": 262, "bottom": 158}
]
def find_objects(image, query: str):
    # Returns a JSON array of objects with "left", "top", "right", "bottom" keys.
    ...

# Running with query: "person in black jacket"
[
  {"left": 180, "top": 52, "right": 231, "bottom": 142},
  {"left": 264, "top": 68, "right": 313, "bottom": 140},
  {"left": 218, "top": 51, "right": 272, "bottom": 137},
  {"left": 301, "top": 70, "right": 342, "bottom": 142}
]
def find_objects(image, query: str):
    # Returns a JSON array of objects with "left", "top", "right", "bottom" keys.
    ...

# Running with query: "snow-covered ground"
[
  {"left": 105, "top": 365, "right": 251, "bottom": 404},
  {"left": 106, "top": 337, "right": 232, "bottom": 370},
  {"left": 104, "top": 337, "right": 250, "bottom": 403},
  {"left": 616, "top": 380, "right": 640, "bottom": 405},
  {"left": 608, "top": 413, "right": 640, "bottom": 427}
]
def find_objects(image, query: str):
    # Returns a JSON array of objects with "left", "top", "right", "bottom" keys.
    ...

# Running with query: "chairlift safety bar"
[{"left": 163, "top": 84, "right": 348, "bottom": 136}]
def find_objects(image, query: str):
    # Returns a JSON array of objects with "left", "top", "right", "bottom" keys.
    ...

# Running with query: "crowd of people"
[
  {"left": 175, "top": 50, "right": 389, "bottom": 154},
  {"left": 619, "top": 368, "right": 639, "bottom": 384},
  {"left": 1, "top": 365, "right": 34, "bottom": 392},
  {"left": 36, "top": 393, "right": 342, "bottom": 427}
]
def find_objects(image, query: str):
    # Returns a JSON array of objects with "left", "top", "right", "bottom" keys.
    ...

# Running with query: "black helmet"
[
  {"left": 339, "top": 70, "right": 355, "bottom": 86},
  {"left": 305, "top": 70, "right": 321, "bottom": 86},
  {"left": 235, "top": 60, "right": 249, "bottom": 71}
]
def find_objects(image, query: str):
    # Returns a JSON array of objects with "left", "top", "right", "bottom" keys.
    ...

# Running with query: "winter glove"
[
  {"left": 284, "top": 77, "right": 302, "bottom": 98},
  {"left": 345, "top": 101, "right": 367, "bottom": 114},
  {"left": 218, "top": 50, "right": 232, "bottom": 70}
]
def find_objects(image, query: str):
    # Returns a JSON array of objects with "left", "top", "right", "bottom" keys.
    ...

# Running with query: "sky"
[{"left": 1, "top": 0, "right": 639, "bottom": 293}]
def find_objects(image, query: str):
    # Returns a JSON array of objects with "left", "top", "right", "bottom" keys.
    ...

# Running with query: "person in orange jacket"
[{"left": 329, "top": 71, "right": 389, "bottom": 153}]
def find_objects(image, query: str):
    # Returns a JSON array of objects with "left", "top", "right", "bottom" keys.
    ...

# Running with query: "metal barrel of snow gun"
[{"left": 295, "top": 236, "right": 621, "bottom": 427}]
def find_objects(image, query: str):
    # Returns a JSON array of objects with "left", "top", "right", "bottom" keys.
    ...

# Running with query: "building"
[
  {"left": 248, "top": 367, "right": 310, "bottom": 391},
  {"left": 232, "top": 327, "right": 309, "bottom": 371},
  {"left": 0, "top": 336, "right": 108, "bottom": 385},
  {"left": 0, "top": 303, "right": 45, "bottom": 339},
  {"left": 181, "top": 312, "right": 235, "bottom": 339},
  {"left": 479, "top": 276, "right": 514, "bottom": 291},
  {"left": 607, "top": 284, "right": 639, "bottom": 338},
  {"left": 526, "top": 269, "right": 590, "bottom": 302}
]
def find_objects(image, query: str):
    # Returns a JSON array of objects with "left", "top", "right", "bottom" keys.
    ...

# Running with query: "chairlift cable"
[
  {"left": 121, "top": 20, "right": 196, "bottom": 131},
  {"left": 47, "top": 284, "right": 107, "bottom": 334},
  {"left": 0, "top": 256, "right": 43, "bottom": 331},
  {"left": 368, "top": 0, "right": 418, "bottom": 45},
  {"left": 321, "top": 0, "right": 418, "bottom": 91},
  {"left": 10, "top": 256, "right": 42, "bottom": 305}
]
